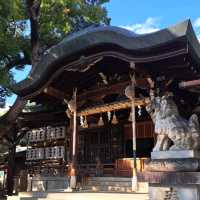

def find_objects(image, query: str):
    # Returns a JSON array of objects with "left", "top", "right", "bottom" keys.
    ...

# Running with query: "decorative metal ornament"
[
  {"left": 98, "top": 114, "right": 104, "bottom": 126},
  {"left": 125, "top": 85, "right": 135, "bottom": 100},
  {"left": 111, "top": 112, "right": 118, "bottom": 125},
  {"left": 67, "top": 88, "right": 77, "bottom": 113},
  {"left": 67, "top": 99, "right": 76, "bottom": 113}
]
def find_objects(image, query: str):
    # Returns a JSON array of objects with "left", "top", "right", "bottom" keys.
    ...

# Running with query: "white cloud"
[
  {"left": 197, "top": 35, "right": 200, "bottom": 42},
  {"left": 193, "top": 18, "right": 200, "bottom": 43},
  {"left": 194, "top": 18, "right": 200, "bottom": 28},
  {"left": 0, "top": 105, "right": 10, "bottom": 116},
  {"left": 121, "top": 17, "right": 160, "bottom": 34}
]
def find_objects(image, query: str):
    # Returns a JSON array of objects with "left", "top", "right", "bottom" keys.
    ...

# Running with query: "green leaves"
[
  {"left": 0, "top": 0, "right": 110, "bottom": 70},
  {"left": 0, "top": 0, "right": 110, "bottom": 103},
  {"left": 39, "top": 0, "right": 110, "bottom": 46}
]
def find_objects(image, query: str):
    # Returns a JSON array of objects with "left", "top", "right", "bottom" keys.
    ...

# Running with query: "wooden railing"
[
  {"left": 77, "top": 158, "right": 148, "bottom": 178},
  {"left": 115, "top": 158, "right": 148, "bottom": 177},
  {"left": 78, "top": 163, "right": 115, "bottom": 177},
  {"left": 124, "top": 121, "right": 154, "bottom": 139}
]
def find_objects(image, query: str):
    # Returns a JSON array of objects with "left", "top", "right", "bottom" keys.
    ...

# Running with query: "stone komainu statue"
[{"left": 146, "top": 92, "right": 200, "bottom": 151}]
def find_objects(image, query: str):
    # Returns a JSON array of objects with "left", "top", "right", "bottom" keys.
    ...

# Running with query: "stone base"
[
  {"left": 145, "top": 151, "right": 200, "bottom": 199},
  {"left": 27, "top": 176, "right": 69, "bottom": 192},
  {"left": 145, "top": 159, "right": 200, "bottom": 172},
  {"left": 151, "top": 150, "right": 200, "bottom": 159},
  {"left": 149, "top": 184, "right": 200, "bottom": 200},
  {"left": 70, "top": 176, "right": 76, "bottom": 189}
]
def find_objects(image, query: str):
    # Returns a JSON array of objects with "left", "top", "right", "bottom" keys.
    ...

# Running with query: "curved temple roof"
[{"left": 11, "top": 19, "right": 200, "bottom": 98}]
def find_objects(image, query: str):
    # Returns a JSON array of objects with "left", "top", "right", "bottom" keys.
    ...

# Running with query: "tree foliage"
[
  {"left": 0, "top": 0, "right": 110, "bottom": 143},
  {"left": 0, "top": 0, "right": 110, "bottom": 107},
  {"left": 39, "top": 0, "right": 110, "bottom": 47},
  {"left": 0, "top": 0, "right": 110, "bottom": 70}
]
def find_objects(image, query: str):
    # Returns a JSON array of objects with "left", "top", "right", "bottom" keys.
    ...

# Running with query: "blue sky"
[
  {"left": 5, "top": 0, "right": 200, "bottom": 106},
  {"left": 106, "top": 0, "right": 200, "bottom": 29}
]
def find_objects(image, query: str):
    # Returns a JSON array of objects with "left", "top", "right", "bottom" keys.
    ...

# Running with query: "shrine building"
[{"left": 8, "top": 19, "right": 200, "bottom": 193}]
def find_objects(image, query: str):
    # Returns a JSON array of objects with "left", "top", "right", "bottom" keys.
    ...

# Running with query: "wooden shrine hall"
[{"left": 11, "top": 19, "right": 200, "bottom": 192}]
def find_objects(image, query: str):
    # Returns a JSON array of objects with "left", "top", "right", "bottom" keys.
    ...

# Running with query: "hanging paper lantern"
[
  {"left": 111, "top": 112, "right": 118, "bottom": 125},
  {"left": 98, "top": 114, "right": 104, "bottom": 126}
]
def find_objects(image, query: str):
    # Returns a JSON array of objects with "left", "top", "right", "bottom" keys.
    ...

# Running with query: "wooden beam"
[
  {"left": 179, "top": 79, "right": 200, "bottom": 89},
  {"left": 44, "top": 79, "right": 150, "bottom": 103},
  {"left": 78, "top": 79, "right": 149, "bottom": 101},
  {"left": 78, "top": 81, "right": 129, "bottom": 101},
  {"left": 43, "top": 87, "right": 67, "bottom": 100},
  {"left": 77, "top": 98, "right": 147, "bottom": 116},
  {"left": 162, "top": 62, "right": 190, "bottom": 69}
]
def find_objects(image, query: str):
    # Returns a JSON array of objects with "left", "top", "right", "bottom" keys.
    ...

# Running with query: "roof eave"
[{"left": 11, "top": 19, "right": 197, "bottom": 98}]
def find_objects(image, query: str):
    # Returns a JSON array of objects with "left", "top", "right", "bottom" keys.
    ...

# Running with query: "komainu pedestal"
[
  {"left": 142, "top": 93, "right": 200, "bottom": 199},
  {"left": 142, "top": 150, "right": 200, "bottom": 200}
]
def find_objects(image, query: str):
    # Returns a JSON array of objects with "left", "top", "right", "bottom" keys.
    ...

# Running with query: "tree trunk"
[
  {"left": 6, "top": 128, "right": 17, "bottom": 195},
  {"left": 26, "top": 0, "right": 41, "bottom": 69},
  {"left": 3, "top": 97, "right": 27, "bottom": 123},
  {"left": 0, "top": 0, "right": 41, "bottom": 139},
  {"left": 0, "top": 1, "right": 42, "bottom": 195}
]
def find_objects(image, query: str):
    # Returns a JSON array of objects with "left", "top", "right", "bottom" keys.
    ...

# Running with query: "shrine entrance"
[
  {"left": 77, "top": 115, "right": 155, "bottom": 178},
  {"left": 22, "top": 55, "right": 155, "bottom": 191}
]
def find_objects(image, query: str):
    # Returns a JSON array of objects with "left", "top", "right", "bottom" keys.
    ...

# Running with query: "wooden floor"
[{"left": 8, "top": 192, "right": 149, "bottom": 200}]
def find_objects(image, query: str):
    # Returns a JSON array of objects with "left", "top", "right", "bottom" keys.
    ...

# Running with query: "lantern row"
[
  {"left": 27, "top": 126, "right": 66, "bottom": 142},
  {"left": 26, "top": 146, "right": 65, "bottom": 160}
]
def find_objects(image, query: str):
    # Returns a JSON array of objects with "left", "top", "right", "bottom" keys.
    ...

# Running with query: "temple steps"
[
  {"left": 7, "top": 177, "right": 148, "bottom": 200},
  {"left": 8, "top": 192, "right": 149, "bottom": 200},
  {"left": 83, "top": 177, "right": 148, "bottom": 193}
]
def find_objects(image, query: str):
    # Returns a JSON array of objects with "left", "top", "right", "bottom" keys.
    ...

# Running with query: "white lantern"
[
  {"left": 57, "top": 146, "right": 64, "bottom": 158},
  {"left": 46, "top": 126, "right": 51, "bottom": 140}
]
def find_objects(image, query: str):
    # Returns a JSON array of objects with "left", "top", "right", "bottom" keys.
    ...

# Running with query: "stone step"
[
  {"left": 7, "top": 196, "right": 21, "bottom": 200},
  {"left": 9, "top": 192, "right": 149, "bottom": 200},
  {"left": 85, "top": 177, "right": 148, "bottom": 193},
  {"left": 88, "top": 177, "right": 131, "bottom": 182},
  {"left": 84, "top": 185, "right": 133, "bottom": 193},
  {"left": 85, "top": 182, "right": 148, "bottom": 193},
  {"left": 87, "top": 180, "right": 132, "bottom": 187}
]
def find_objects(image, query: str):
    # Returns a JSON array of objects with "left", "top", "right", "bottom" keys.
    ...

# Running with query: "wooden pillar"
[
  {"left": 131, "top": 82, "right": 138, "bottom": 192},
  {"left": 67, "top": 89, "right": 78, "bottom": 189},
  {"left": 70, "top": 109, "right": 77, "bottom": 188},
  {"left": 125, "top": 62, "right": 138, "bottom": 191}
]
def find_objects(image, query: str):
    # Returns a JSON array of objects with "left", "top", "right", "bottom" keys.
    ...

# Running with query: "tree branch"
[
  {"left": 5, "top": 56, "right": 31, "bottom": 71},
  {"left": 4, "top": 97, "right": 27, "bottom": 123}
]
